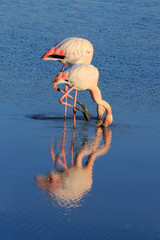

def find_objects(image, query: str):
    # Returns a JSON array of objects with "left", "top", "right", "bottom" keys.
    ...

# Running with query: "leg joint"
[{"left": 59, "top": 98, "right": 63, "bottom": 104}]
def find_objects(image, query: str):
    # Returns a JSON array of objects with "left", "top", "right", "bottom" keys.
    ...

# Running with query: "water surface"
[{"left": 0, "top": 0, "right": 160, "bottom": 239}]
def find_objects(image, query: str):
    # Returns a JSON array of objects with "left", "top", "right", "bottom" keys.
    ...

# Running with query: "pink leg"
[
  {"left": 56, "top": 154, "right": 67, "bottom": 170},
  {"left": 59, "top": 86, "right": 80, "bottom": 127},
  {"left": 53, "top": 85, "right": 75, "bottom": 102},
  {"left": 50, "top": 145, "right": 55, "bottom": 164},
  {"left": 50, "top": 144, "right": 60, "bottom": 171},
  {"left": 59, "top": 86, "right": 76, "bottom": 109},
  {"left": 55, "top": 121, "right": 67, "bottom": 170},
  {"left": 73, "top": 90, "right": 77, "bottom": 128},
  {"left": 60, "top": 64, "right": 66, "bottom": 72},
  {"left": 64, "top": 85, "right": 68, "bottom": 119},
  {"left": 61, "top": 122, "right": 67, "bottom": 169},
  {"left": 70, "top": 129, "right": 75, "bottom": 166}
]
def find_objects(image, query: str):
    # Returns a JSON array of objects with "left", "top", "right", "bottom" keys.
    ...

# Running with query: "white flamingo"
[
  {"left": 41, "top": 37, "right": 94, "bottom": 71},
  {"left": 42, "top": 37, "right": 95, "bottom": 118},
  {"left": 52, "top": 64, "right": 113, "bottom": 127}
]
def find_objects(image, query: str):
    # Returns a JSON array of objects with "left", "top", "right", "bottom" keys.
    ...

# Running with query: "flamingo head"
[
  {"left": 36, "top": 172, "right": 62, "bottom": 192},
  {"left": 103, "top": 114, "right": 113, "bottom": 127},
  {"left": 52, "top": 73, "right": 68, "bottom": 89},
  {"left": 41, "top": 48, "right": 56, "bottom": 60},
  {"left": 41, "top": 47, "right": 65, "bottom": 60}
]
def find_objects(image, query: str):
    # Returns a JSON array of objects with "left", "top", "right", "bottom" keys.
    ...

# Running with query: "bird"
[
  {"left": 41, "top": 37, "right": 94, "bottom": 71},
  {"left": 36, "top": 125, "right": 112, "bottom": 208},
  {"left": 52, "top": 63, "right": 113, "bottom": 127},
  {"left": 41, "top": 37, "right": 94, "bottom": 118}
]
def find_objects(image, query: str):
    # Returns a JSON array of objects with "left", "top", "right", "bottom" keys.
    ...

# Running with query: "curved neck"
[{"left": 89, "top": 87, "right": 112, "bottom": 115}]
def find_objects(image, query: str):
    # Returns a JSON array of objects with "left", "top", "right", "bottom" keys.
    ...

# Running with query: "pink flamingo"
[
  {"left": 41, "top": 37, "right": 94, "bottom": 118},
  {"left": 41, "top": 37, "right": 94, "bottom": 71},
  {"left": 52, "top": 63, "right": 113, "bottom": 127},
  {"left": 36, "top": 126, "right": 112, "bottom": 208}
]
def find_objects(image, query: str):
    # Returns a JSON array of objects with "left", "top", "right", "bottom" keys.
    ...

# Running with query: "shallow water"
[{"left": 1, "top": 0, "right": 160, "bottom": 239}]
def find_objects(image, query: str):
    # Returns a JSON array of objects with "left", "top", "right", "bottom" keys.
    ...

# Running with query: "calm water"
[{"left": 1, "top": 0, "right": 160, "bottom": 239}]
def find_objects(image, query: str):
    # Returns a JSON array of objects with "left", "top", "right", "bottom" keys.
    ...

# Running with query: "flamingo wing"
[{"left": 41, "top": 37, "right": 93, "bottom": 65}]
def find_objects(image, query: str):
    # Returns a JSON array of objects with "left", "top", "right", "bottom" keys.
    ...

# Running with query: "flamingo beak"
[
  {"left": 52, "top": 73, "right": 68, "bottom": 84},
  {"left": 41, "top": 54, "right": 45, "bottom": 60},
  {"left": 52, "top": 75, "right": 60, "bottom": 90},
  {"left": 41, "top": 52, "right": 47, "bottom": 60},
  {"left": 41, "top": 48, "right": 54, "bottom": 60},
  {"left": 52, "top": 75, "right": 58, "bottom": 84}
]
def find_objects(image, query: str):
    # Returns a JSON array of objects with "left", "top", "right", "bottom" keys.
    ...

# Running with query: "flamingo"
[
  {"left": 52, "top": 63, "right": 113, "bottom": 127},
  {"left": 36, "top": 125, "right": 112, "bottom": 208},
  {"left": 41, "top": 37, "right": 94, "bottom": 71},
  {"left": 41, "top": 37, "right": 94, "bottom": 119}
]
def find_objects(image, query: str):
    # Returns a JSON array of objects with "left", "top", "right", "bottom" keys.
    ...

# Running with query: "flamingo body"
[
  {"left": 56, "top": 64, "right": 99, "bottom": 91},
  {"left": 42, "top": 37, "right": 94, "bottom": 68},
  {"left": 53, "top": 64, "right": 113, "bottom": 127},
  {"left": 42, "top": 37, "right": 94, "bottom": 121}
]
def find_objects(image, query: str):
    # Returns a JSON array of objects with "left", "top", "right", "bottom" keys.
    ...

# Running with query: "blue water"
[{"left": 1, "top": 0, "right": 160, "bottom": 239}]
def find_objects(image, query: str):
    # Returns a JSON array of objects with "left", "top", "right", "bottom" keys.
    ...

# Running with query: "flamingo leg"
[
  {"left": 50, "top": 144, "right": 60, "bottom": 171},
  {"left": 53, "top": 84, "right": 91, "bottom": 120},
  {"left": 60, "top": 64, "right": 66, "bottom": 72},
  {"left": 56, "top": 154, "right": 66, "bottom": 169},
  {"left": 59, "top": 86, "right": 81, "bottom": 127},
  {"left": 53, "top": 85, "right": 74, "bottom": 101},
  {"left": 73, "top": 90, "right": 77, "bottom": 128},
  {"left": 50, "top": 145, "right": 55, "bottom": 164},
  {"left": 54, "top": 122, "right": 68, "bottom": 171},
  {"left": 61, "top": 122, "right": 67, "bottom": 169},
  {"left": 70, "top": 129, "right": 75, "bottom": 166},
  {"left": 64, "top": 85, "right": 68, "bottom": 119},
  {"left": 59, "top": 86, "right": 76, "bottom": 109}
]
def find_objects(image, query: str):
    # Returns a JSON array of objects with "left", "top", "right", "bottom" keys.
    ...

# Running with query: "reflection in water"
[{"left": 36, "top": 124, "right": 112, "bottom": 209}]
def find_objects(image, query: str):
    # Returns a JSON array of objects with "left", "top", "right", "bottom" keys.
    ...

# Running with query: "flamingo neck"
[{"left": 89, "top": 87, "right": 112, "bottom": 115}]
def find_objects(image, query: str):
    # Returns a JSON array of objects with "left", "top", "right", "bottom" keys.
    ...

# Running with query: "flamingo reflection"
[{"left": 36, "top": 125, "right": 112, "bottom": 208}]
